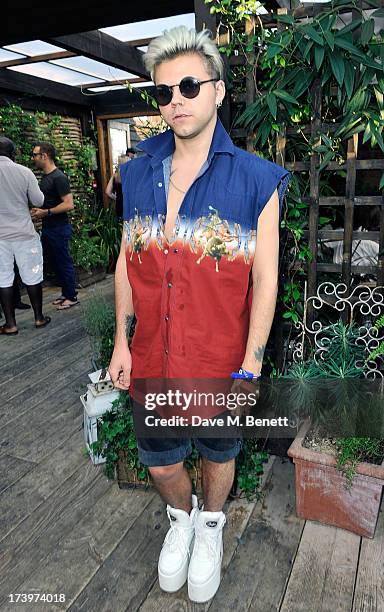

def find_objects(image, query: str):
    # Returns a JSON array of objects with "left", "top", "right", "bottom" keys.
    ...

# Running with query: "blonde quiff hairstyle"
[{"left": 143, "top": 26, "right": 224, "bottom": 82}]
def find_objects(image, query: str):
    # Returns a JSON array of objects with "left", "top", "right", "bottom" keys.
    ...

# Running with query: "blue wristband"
[{"left": 231, "top": 368, "right": 261, "bottom": 380}]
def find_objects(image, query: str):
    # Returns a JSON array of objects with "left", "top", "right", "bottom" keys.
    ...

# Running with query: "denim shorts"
[{"left": 136, "top": 436, "right": 242, "bottom": 467}]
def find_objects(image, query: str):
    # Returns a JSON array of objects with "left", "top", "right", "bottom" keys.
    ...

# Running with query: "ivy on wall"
[
  {"left": 0, "top": 104, "right": 97, "bottom": 224},
  {"left": 0, "top": 103, "right": 110, "bottom": 270}
]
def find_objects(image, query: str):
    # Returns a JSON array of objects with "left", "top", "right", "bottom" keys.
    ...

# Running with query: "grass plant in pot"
[
  {"left": 284, "top": 320, "right": 384, "bottom": 538},
  {"left": 71, "top": 225, "right": 108, "bottom": 288}
]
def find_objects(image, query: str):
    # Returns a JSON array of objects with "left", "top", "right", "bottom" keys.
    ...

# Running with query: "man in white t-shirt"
[{"left": 0, "top": 137, "right": 51, "bottom": 335}]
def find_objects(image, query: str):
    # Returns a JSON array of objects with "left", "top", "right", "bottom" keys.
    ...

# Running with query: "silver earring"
[{"left": 216, "top": 100, "right": 222, "bottom": 108}]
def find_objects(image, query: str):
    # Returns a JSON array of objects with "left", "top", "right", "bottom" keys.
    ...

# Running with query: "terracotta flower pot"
[{"left": 288, "top": 419, "right": 384, "bottom": 538}]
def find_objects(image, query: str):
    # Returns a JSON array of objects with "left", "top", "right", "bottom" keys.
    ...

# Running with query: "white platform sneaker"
[
  {"left": 158, "top": 494, "right": 199, "bottom": 592},
  {"left": 188, "top": 510, "right": 226, "bottom": 603}
]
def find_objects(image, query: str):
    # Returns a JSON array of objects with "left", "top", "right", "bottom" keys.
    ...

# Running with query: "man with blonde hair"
[{"left": 109, "top": 26, "right": 290, "bottom": 602}]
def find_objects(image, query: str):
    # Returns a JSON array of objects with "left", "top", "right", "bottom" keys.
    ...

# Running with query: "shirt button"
[
  {"left": 164, "top": 249, "right": 168, "bottom": 255},
  {"left": 165, "top": 349, "right": 169, "bottom": 355},
  {"left": 173, "top": 248, "right": 178, "bottom": 253},
  {"left": 165, "top": 315, "right": 169, "bottom": 321},
  {"left": 158, "top": 182, "right": 163, "bottom": 187},
  {"left": 168, "top": 282, "right": 172, "bottom": 288}
]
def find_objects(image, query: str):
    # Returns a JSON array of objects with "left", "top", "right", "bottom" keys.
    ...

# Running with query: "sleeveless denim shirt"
[{"left": 121, "top": 119, "right": 291, "bottom": 380}]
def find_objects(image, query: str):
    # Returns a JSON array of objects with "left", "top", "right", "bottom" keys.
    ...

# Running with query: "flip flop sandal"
[
  {"left": 35, "top": 316, "right": 51, "bottom": 329},
  {"left": 0, "top": 325, "right": 18, "bottom": 335},
  {"left": 52, "top": 296, "right": 65, "bottom": 305},
  {"left": 56, "top": 300, "right": 80, "bottom": 311}
]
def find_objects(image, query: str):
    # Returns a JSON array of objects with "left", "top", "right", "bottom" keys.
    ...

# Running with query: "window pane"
[
  {"left": 0, "top": 48, "right": 26, "bottom": 62},
  {"left": 7, "top": 63, "right": 101, "bottom": 86},
  {"left": 51, "top": 56, "right": 136, "bottom": 81},
  {"left": 101, "top": 14, "right": 195, "bottom": 42},
  {"left": 4, "top": 40, "right": 65, "bottom": 56}
]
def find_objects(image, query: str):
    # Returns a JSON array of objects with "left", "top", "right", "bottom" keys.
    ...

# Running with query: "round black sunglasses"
[{"left": 154, "top": 76, "right": 218, "bottom": 106}]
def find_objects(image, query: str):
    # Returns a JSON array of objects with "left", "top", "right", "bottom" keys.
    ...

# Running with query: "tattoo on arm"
[
  {"left": 254, "top": 344, "right": 266, "bottom": 362},
  {"left": 125, "top": 314, "right": 134, "bottom": 336}
]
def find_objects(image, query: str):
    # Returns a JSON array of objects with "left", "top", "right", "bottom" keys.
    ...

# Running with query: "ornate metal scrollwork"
[{"left": 291, "top": 282, "right": 384, "bottom": 378}]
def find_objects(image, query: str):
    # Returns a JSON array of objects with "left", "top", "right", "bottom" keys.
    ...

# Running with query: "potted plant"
[
  {"left": 94, "top": 207, "right": 122, "bottom": 273},
  {"left": 90, "top": 392, "right": 151, "bottom": 486},
  {"left": 82, "top": 295, "right": 117, "bottom": 370},
  {"left": 285, "top": 320, "right": 384, "bottom": 538},
  {"left": 91, "top": 392, "right": 205, "bottom": 492}
]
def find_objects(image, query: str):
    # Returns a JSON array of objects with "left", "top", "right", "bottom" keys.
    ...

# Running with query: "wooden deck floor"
[{"left": 0, "top": 275, "right": 383, "bottom": 612}]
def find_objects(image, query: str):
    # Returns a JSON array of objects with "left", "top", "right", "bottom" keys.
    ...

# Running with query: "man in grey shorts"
[{"left": 0, "top": 137, "right": 51, "bottom": 335}]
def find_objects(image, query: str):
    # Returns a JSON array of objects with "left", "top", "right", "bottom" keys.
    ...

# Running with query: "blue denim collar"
[{"left": 137, "top": 117, "right": 235, "bottom": 165}]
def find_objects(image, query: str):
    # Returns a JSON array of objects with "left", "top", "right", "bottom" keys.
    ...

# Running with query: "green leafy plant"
[
  {"left": 82, "top": 295, "right": 116, "bottom": 368},
  {"left": 231, "top": 1, "right": 384, "bottom": 155},
  {"left": 70, "top": 226, "right": 108, "bottom": 271},
  {"left": 0, "top": 104, "right": 97, "bottom": 208},
  {"left": 94, "top": 207, "right": 122, "bottom": 270},
  {"left": 236, "top": 439, "right": 269, "bottom": 500},
  {"left": 335, "top": 436, "right": 384, "bottom": 487},
  {"left": 90, "top": 393, "right": 149, "bottom": 481},
  {"left": 0, "top": 103, "right": 111, "bottom": 275},
  {"left": 205, "top": 0, "right": 384, "bottom": 329},
  {"left": 367, "top": 314, "right": 384, "bottom": 362}
]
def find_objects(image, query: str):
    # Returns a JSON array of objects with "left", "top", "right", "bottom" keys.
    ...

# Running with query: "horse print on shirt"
[
  {"left": 124, "top": 210, "right": 152, "bottom": 264},
  {"left": 189, "top": 206, "right": 241, "bottom": 272}
]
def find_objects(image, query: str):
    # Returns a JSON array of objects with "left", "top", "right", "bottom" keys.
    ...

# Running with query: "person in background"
[
  {"left": 31, "top": 142, "right": 79, "bottom": 310},
  {"left": 105, "top": 148, "right": 136, "bottom": 218},
  {"left": 0, "top": 136, "right": 50, "bottom": 335}
]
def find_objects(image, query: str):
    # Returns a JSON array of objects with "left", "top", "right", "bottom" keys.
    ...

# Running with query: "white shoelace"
[
  {"left": 193, "top": 517, "right": 226, "bottom": 560},
  {"left": 163, "top": 508, "right": 194, "bottom": 557}
]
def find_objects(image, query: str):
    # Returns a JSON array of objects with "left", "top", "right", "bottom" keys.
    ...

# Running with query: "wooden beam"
[
  {"left": 194, "top": 0, "right": 217, "bottom": 32},
  {"left": 293, "top": 262, "right": 379, "bottom": 275},
  {"left": 77, "top": 77, "right": 148, "bottom": 90},
  {"left": 48, "top": 31, "right": 149, "bottom": 79},
  {"left": 92, "top": 87, "right": 157, "bottom": 116},
  {"left": 124, "top": 38, "right": 152, "bottom": 48},
  {"left": 245, "top": 15, "right": 257, "bottom": 152},
  {"left": 307, "top": 78, "right": 322, "bottom": 321},
  {"left": 94, "top": 110, "right": 159, "bottom": 120},
  {"left": 193, "top": 0, "right": 232, "bottom": 130},
  {"left": 0, "top": 51, "right": 76, "bottom": 69},
  {"left": 378, "top": 197, "right": 384, "bottom": 286},
  {"left": 96, "top": 118, "right": 109, "bottom": 208},
  {"left": 342, "top": 135, "right": 358, "bottom": 300},
  {"left": 0, "top": 90, "right": 93, "bottom": 119},
  {"left": 0, "top": 69, "right": 91, "bottom": 107}
]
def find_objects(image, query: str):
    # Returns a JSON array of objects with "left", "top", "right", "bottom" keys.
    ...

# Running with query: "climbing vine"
[
  {"left": 206, "top": 0, "right": 384, "bottom": 328},
  {"left": 0, "top": 104, "right": 108, "bottom": 269}
]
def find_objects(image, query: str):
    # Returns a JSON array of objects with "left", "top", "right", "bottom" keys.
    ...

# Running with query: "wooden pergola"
[{"left": 1, "top": 0, "right": 265, "bottom": 199}]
